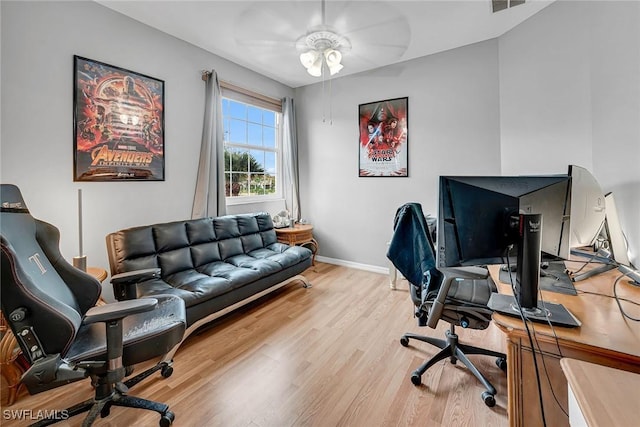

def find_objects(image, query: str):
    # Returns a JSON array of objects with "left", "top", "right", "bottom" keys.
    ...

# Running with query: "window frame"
[{"left": 221, "top": 82, "right": 283, "bottom": 205}]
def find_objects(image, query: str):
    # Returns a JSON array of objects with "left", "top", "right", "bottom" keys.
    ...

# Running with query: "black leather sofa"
[{"left": 106, "top": 212, "right": 312, "bottom": 361}]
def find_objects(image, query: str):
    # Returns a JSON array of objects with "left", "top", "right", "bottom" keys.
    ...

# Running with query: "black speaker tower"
[{"left": 517, "top": 213, "right": 542, "bottom": 311}]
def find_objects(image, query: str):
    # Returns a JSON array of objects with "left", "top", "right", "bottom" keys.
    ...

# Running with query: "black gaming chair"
[
  {"left": 387, "top": 203, "right": 506, "bottom": 407},
  {"left": 0, "top": 184, "right": 186, "bottom": 426}
]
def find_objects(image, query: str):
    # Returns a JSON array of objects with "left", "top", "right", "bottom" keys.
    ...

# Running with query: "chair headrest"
[{"left": 1, "top": 184, "right": 30, "bottom": 214}]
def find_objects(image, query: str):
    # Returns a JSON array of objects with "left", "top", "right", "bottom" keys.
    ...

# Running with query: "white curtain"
[
  {"left": 191, "top": 70, "right": 226, "bottom": 219},
  {"left": 282, "top": 97, "right": 301, "bottom": 221}
]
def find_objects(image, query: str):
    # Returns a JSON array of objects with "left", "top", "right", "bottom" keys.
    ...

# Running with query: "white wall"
[
  {"left": 0, "top": 1, "right": 293, "bottom": 291},
  {"left": 2, "top": 1, "right": 637, "bottom": 277},
  {"left": 295, "top": 41, "right": 502, "bottom": 269},
  {"left": 499, "top": 0, "right": 640, "bottom": 266}
]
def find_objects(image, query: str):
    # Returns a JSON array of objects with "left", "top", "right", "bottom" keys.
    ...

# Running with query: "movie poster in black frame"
[
  {"left": 73, "top": 56, "right": 165, "bottom": 181},
  {"left": 358, "top": 97, "right": 408, "bottom": 177}
]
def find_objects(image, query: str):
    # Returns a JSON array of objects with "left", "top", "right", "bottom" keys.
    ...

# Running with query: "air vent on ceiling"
[{"left": 492, "top": 0, "right": 525, "bottom": 13}]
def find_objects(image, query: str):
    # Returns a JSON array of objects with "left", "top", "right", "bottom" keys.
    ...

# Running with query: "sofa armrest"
[
  {"left": 112, "top": 268, "right": 161, "bottom": 285},
  {"left": 111, "top": 268, "right": 161, "bottom": 300}
]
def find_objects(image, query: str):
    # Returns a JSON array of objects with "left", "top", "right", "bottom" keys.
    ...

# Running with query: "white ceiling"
[{"left": 97, "top": 0, "right": 555, "bottom": 88}]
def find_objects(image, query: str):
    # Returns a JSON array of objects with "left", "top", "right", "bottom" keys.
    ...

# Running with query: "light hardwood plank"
[{"left": 1, "top": 264, "right": 508, "bottom": 426}]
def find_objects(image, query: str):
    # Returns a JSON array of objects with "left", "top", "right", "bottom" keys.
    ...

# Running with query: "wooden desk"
[
  {"left": 275, "top": 224, "right": 318, "bottom": 265},
  {"left": 561, "top": 358, "right": 640, "bottom": 427},
  {"left": 489, "top": 263, "right": 640, "bottom": 427}
]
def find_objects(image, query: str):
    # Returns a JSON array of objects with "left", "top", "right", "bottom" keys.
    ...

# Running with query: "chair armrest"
[
  {"left": 111, "top": 268, "right": 161, "bottom": 286},
  {"left": 426, "top": 266, "right": 489, "bottom": 329},
  {"left": 83, "top": 298, "right": 158, "bottom": 325}
]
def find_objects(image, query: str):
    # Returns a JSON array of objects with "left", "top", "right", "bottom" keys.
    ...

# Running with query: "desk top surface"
[
  {"left": 489, "top": 262, "right": 640, "bottom": 361},
  {"left": 561, "top": 358, "right": 640, "bottom": 427}
]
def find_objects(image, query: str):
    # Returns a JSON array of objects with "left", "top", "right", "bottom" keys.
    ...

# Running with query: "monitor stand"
[
  {"left": 499, "top": 261, "right": 577, "bottom": 295},
  {"left": 570, "top": 248, "right": 617, "bottom": 282},
  {"left": 488, "top": 293, "right": 581, "bottom": 328},
  {"left": 490, "top": 213, "right": 580, "bottom": 328}
]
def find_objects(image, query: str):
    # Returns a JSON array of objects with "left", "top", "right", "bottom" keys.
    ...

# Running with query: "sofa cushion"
[{"left": 186, "top": 219, "right": 216, "bottom": 244}]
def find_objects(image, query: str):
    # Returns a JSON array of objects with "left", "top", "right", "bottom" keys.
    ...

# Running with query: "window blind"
[{"left": 220, "top": 81, "right": 282, "bottom": 113}]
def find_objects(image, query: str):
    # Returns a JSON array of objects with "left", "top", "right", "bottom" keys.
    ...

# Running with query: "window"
[{"left": 221, "top": 84, "right": 282, "bottom": 203}]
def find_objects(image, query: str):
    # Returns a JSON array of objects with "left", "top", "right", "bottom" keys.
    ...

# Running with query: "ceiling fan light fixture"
[
  {"left": 324, "top": 49, "right": 341, "bottom": 67},
  {"left": 297, "top": 29, "right": 350, "bottom": 78},
  {"left": 328, "top": 62, "right": 343, "bottom": 76},
  {"left": 307, "top": 60, "right": 323, "bottom": 77},
  {"left": 324, "top": 48, "right": 343, "bottom": 75},
  {"left": 300, "top": 50, "right": 320, "bottom": 69}
]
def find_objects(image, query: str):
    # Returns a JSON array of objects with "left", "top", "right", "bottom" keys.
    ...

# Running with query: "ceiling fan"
[
  {"left": 233, "top": 0, "right": 411, "bottom": 80},
  {"left": 295, "top": 0, "right": 352, "bottom": 77}
]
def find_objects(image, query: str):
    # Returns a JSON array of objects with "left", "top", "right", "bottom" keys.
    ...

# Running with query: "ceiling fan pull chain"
[
  {"left": 321, "top": 61, "right": 326, "bottom": 123},
  {"left": 329, "top": 77, "right": 333, "bottom": 125}
]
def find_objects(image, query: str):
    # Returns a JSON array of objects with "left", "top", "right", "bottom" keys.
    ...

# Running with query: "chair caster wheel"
[
  {"left": 496, "top": 357, "right": 507, "bottom": 371},
  {"left": 400, "top": 337, "right": 409, "bottom": 347},
  {"left": 482, "top": 391, "right": 496, "bottom": 407},
  {"left": 410, "top": 373, "right": 422, "bottom": 386},
  {"left": 100, "top": 405, "right": 110, "bottom": 418},
  {"left": 161, "top": 364, "right": 174, "bottom": 378},
  {"left": 159, "top": 410, "right": 175, "bottom": 427}
]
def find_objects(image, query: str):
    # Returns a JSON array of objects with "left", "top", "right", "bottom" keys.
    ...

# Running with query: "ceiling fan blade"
[
  {"left": 346, "top": 48, "right": 403, "bottom": 68},
  {"left": 236, "top": 7, "right": 299, "bottom": 35},
  {"left": 236, "top": 39, "right": 298, "bottom": 48},
  {"left": 341, "top": 15, "right": 409, "bottom": 39},
  {"left": 322, "top": 2, "right": 411, "bottom": 59}
]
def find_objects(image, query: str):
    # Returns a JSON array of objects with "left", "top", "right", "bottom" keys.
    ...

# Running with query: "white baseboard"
[{"left": 315, "top": 255, "right": 389, "bottom": 275}]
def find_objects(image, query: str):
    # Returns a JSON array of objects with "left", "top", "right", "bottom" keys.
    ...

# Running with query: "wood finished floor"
[{"left": 1, "top": 263, "right": 508, "bottom": 426}]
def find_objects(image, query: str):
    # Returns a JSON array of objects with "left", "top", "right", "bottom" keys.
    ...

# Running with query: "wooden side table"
[
  {"left": 275, "top": 223, "right": 318, "bottom": 265},
  {"left": 0, "top": 314, "right": 26, "bottom": 407},
  {"left": 0, "top": 266, "right": 108, "bottom": 406},
  {"left": 87, "top": 266, "right": 108, "bottom": 283}
]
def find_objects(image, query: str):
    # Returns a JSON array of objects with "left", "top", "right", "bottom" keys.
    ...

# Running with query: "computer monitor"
[
  {"left": 603, "top": 192, "right": 631, "bottom": 266},
  {"left": 437, "top": 175, "right": 579, "bottom": 326},
  {"left": 567, "top": 166, "right": 637, "bottom": 283},
  {"left": 568, "top": 165, "right": 606, "bottom": 249},
  {"left": 604, "top": 193, "right": 640, "bottom": 285},
  {"left": 437, "top": 175, "right": 571, "bottom": 268}
]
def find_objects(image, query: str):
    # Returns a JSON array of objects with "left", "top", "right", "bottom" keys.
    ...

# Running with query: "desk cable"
[
  {"left": 613, "top": 274, "right": 640, "bottom": 321},
  {"left": 573, "top": 275, "right": 640, "bottom": 322},
  {"left": 529, "top": 302, "right": 569, "bottom": 419},
  {"left": 567, "top": 253, "right": 609, "bottom": 277},
  {"left": 504, "top": 249, "right": 548, "bottom": 427}
]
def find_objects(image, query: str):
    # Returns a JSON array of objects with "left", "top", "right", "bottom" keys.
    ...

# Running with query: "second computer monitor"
[{"left": 437, "top": 174, "right": 572, "bottom": 310}]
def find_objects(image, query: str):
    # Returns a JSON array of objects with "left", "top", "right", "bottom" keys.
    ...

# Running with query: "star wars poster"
[
  {"left": 358, "top": 97, "right": 408, "bottom": 177},
  {"left": 73, "top": 56, "right": 165, "bottom": 181}
]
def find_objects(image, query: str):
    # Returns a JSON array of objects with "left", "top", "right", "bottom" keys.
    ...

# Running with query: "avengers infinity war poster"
[
  {"left": 358, "top": 97, "right": 408, "bottom": 177},
  {"left": 73, "top": 56, "right": 164, "bottom": 181}
]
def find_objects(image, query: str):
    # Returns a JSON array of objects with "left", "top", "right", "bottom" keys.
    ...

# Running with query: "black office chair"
[
  {"left": 0, "top": 184, "right": 186, "bottom": 426},
  {"left": 387, "top": 203, "right": 506, "bottom": 407}
]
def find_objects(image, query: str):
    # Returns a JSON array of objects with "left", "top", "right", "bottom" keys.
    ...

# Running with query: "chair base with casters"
[
  {"left": 33, "top": 378, "right": 175, "bottom": 427},
  {"left": 30, "top": 360, "right": 177, "bottom": 427},
  {"left": 400, "top": 324, "right": 507, "bottom": 407},
  {"left": 387, "top": 203, "right": 507, "bottom": 408}
]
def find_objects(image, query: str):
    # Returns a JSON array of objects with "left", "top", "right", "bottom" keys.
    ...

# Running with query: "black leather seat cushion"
[{"left": 65, "top": 294, "right": 186, "bottom": 366}]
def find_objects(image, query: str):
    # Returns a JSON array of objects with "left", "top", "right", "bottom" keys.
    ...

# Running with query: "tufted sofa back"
[{"left": 106, "top": 213, "right": 278, "bottom": 277}]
